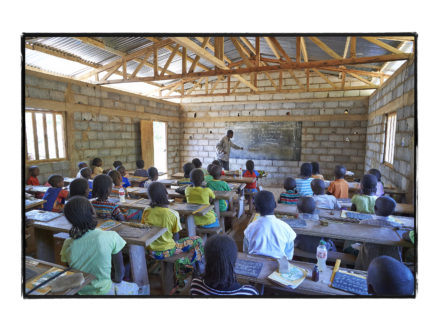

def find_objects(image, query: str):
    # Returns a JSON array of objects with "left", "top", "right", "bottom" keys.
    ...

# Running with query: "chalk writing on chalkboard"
[
  {"left": 228, "top": 121, "right": 302, "bottom": 161},
  {"left": 235, "top": 259, "right": 264, "bottom": 278}
]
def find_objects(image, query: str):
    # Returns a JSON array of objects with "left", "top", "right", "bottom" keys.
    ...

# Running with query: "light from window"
[
  {"left": 25, "top": 110, "right": 66, "bottom": 162},
  {"left": 384, "top": 112, "right": 397, "bottom": 165}
]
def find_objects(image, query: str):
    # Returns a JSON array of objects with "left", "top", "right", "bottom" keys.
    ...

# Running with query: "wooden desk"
[
  {"left": 25, "top": 199, "right": 46, "bottom": 210},
  {"left": 32, "top": 216, "right": 167, "bottom": 294},
  {"left": 63, "top": 177, "right": 75, "bottom": 186},
  {"left": 158, "top": 179, "right": 178, "bottom": 187},
  {"left": 127, "top": 171, "right": 166, "bottom": 177},
  {"left": 337, "top": 198, "right": 414, "bottom": 216},
  {"left": 172, "top": 172, "right": 256, "bottom": 185},
  {"left": 126, "top": 175, "right": 148, "bottom": 186},
  {"left": 235, "top": 252, "right": 360, "bottom": 295},
  {"left": 25, "top": 257, "right": 95, "bottom": 296},
  {"left": 25, "top": 185, "right": 49, "bottom": 195}
]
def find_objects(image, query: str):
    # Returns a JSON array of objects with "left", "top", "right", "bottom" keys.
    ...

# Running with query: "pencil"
[{"left": 329, "top": 259, "right": 341, "bottom": 285}]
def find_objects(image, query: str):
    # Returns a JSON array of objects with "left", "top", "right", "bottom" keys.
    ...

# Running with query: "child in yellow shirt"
[
  {"left": 185, "top": 169, "right": 219, "bottom": 228},
  {"left": 142, "top": 182, "right": 204, "bottom": 287}
]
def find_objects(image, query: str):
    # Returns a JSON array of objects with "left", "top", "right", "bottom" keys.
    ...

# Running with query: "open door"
[
  {"left": 140, "top": 120, "right": 167, "bottom": 172},
  {"left": 140, "top": 120, "right": 154, "bottom": 168}
]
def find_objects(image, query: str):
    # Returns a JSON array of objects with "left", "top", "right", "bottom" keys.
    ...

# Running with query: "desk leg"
[
  {"left": 161, "top": 262, "right": 175, "bottom": 295},
  {"left": 128, "top": 244, "right": 150, "bottom": 295},
  {"left": 238, "top": 196, "right": 244, "bottom": 218},
  {"left": 34, "top": 228, "right": 55, "bottom": 263},
  {"left": 185, "top": 215, "right": 196, "bottom": 237},
  {"left": 214, "top": 200, "right": 225, "bottom": 233}
]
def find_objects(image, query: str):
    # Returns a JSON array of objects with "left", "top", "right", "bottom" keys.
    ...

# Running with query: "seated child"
[
  {"left": 108, "top": 170, "right": 125, "bottom": 198},
  {"left": 296, "top": 163, "right": 314, "bottom": 196},
  {"left": 134, "top": 160, "right": 148, "bottom": 177},
  {"left": 61, "top": 196, "right": 139, "bottom": 295},
  {"left": 354, "top": 196, "right": 402, "bottom": 270},
  {"left": 75, "top": 162, "right": 88, "bottom": 178},
  {"left": 116, "top": 165, "right": 131, "bottom": 188},
  {"left": 204, "top": 164, "right": 214, "bottom": 182},
  {"left": 243, "top": 160, "right": 259, "bottom": 193},
  {"left": 368, "top": 168, "right": 384, "bottom": 197},
  {"left": 351, "top": 174, "right": 377, "bottom": 214},
  {"left": 191, "top": 235, "right": 259, "bottom": 296},
  {"left": 42, "top": 175, "right": 69, "bottom": 212},
  {"left": 92, "top": 157, "right": 104, "bottom": 176},
  {"left": 178, "top": 162, "right": 195, "bottom": 185},
  {"left": 207, "top": 165, "right": 231, "bottom": 212},
  {"left": 68, "top": 178, "right": 90, "bottom": 199},
  {"left": 144, "top": 167, "right": 159, "bottom": 189},
  {"left": 367, "top": 255, "right": 414, "bottom": 296},
  {"left": 27, "top": 165, "right": 40, "bottom": 186},
  {"left": 142, "top": 182, "right": 204, "bottom": 287},
  {"left": 192, "top": 158, "right": 208, "bottom": 175},
  {"left": 311, "top": 162, "right": 324, "bottom": 180},
  {"left": 244, "top": 190, "right": 296, "bottom": 259},
  {"left": 327, "top": 165, "right": 349, "bottom": 198},
  {"left": 91, "top": 174, "right": 126, "bottom": 221},
  {"left": 113, "top": 160, "right": 123, "bottom": 170},
  {"left": 212, "top": 160, "right": 225, "bottom": 175},
  {"left": 279, "top": 177, "right": 300, "bottom": 204},
  {"left": 294, "top": 197, "right": 335, "bottom": 253},
  {"left": 79, "top": 167, "right": 93, "bottom": 198},
  {"left": 185, "top": 169, "right": 219, "bottom": 228},
  {"left": 311, "top": 179, "right": 341, "bottom": 210}
]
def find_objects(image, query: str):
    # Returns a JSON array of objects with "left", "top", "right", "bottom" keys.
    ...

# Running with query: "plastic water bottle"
[
  {"left": 239, "top": 168, "right": 243, "bottom": 179},
  {"left": 316, "top": 240, "right": 328, "bottom": 272},
  {"left": 119, "top": 187, "right": 126, "bottom": 203}
]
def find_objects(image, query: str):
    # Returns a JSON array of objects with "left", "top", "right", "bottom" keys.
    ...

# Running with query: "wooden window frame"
[
  {"left": 383, "top": 112, "right": 397, "bottom": 168},
  {"left": 25, "top": 109, "right": 67, "bottom": 164}
]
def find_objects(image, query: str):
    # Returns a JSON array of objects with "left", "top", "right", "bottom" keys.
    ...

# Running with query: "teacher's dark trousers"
[{"left": 219, "top": 159, "right": 229, "bottom": 171}]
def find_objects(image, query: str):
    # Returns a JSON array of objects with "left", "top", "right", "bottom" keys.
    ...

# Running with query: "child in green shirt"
[
  {"left": 178, "top": 162, "right": 194, "bottom": 185},
  {"left": 185, "top": 169, "right": 219, "bottom": 228},
  {"left": 351, "top": 174, "right": 378, "bottom": 214},
  {"left": 204, "top": 164, "right": 214, "bottom": 182},
  {"left": 207, "top": 165, "right": 231, "bottom": 212}
]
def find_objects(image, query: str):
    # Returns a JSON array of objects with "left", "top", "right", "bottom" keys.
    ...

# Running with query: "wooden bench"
[{"left": 160, "top": 251, "right": 192, "bottom": 295}]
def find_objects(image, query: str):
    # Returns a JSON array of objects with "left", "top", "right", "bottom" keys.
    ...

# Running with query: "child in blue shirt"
[
  {"left": 79, "top": 167, "right": 93, "bottom": 199},
  {"left": 116, "top": 165, "right": 131, "bottom": 188}
]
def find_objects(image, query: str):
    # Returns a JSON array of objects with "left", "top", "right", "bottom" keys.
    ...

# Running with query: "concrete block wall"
[
  {"left": 364, "top": 61, "right": 415, "bottom": 203},
  {"left": 25, "top": 71, "right": 181, "bottom": 184},
  {"left": 181, "top": 98, "right": 368, "bottom": 186}
]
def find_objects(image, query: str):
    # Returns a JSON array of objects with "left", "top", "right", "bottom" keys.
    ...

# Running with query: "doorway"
[{"left": 153, "top": 121, "right": 167, "bottom": 173}]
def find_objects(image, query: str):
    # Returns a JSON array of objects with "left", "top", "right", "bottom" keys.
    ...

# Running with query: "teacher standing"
[{"left": 216, "top": 130, "right": 244, "bottom": 171}]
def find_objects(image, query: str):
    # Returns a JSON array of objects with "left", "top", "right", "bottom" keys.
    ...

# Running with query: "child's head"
[
  {"left": 80, "top": 167, "right": 92, "bottom": 180},
  {"left": 297, "top": 196, "right": 316, "bottom": 214},
  {"left": 367, "top": 256, "right": 414, "bottom": 296},
  {"left": 108, "top": 170, "right": 122, "bottom": 186},
  {"left": 183, "top": 162, "right": 195, "bottom": 178},
  {"left": 300, "top": 163, "right": 312, "bottom": 178},
  {"left": 311, "top": 162, "right": 320, "bottom": 175},
  {"left": 204, "top": 234, "right": 238, "bottom": 290},
  {"left": 77, "top": 161, "right": 87, "bottom": 170},
  {"left": 69, "top": 178, "right": 89, "bottom": 198},
  {"left": 334, "top": 165, "right": 346, "bottom": 179},
  {"left": 92, "top": 174, "right": 112, "bottom": 200},
  {"left": 311, "top": 179, "right": 326, "bottom": 195},
  {"left": 284, "top": 177, "right": 296, "bottom": 191},
  {"left": 190, "top": 169, "right": 204, "bottom": 187},
  {"left": 147, "top": 182, "right": 169, "bottom": 208},
  {"left": 113, "top": 160, "right": 122, "bottom": 169},
  {"left": 64, "top": 196, "right": 97, "bottom": 239},
  {"left": 29, "top": 165, "right": 40, "bottom": 177},
  {"left": 147, "top": 167, "right": 159, "bottom": 181},
  {"left": 207, "top": 164, "right": 214, "bottom": 176},
  {"left": 116, "top": 165, "right": 127, "bottom": 177},
  {"left": 92, "top": 157, "right": 102, "bottom": 167},
  {"left": 212, "top": 160, "right": 222, "bottom": 168},
  {"left": 48, "top": 175, "right": 64, "bottom": 188},
  {"left": 246, "top": 160, "right": 254, "bottom": 172},
  {"left": 361, "top": 174, "right": 377, "bottom": 196},
  {"left": 368, "top": 168, "right": 382, "bottom": 183},
  {"left": 211, "top": 165, "right": 222, "bottom": 180},
  {"left": 192, "top": 158, "right": 202, "bottom": 169},
  {"left": 254, "top": 190, "right": 276, "bottom": 216},
  {"left": 374, "top": 196, "right": 396, "bottom": 217},
  {"left": 136, "top": 159, "right": 145, "bottom": 169}
]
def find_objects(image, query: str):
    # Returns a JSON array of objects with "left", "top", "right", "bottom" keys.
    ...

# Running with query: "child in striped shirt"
[
  {"left": 91, "top": 174, "right": 126, "bottom": 221},
  {"left": 296, "top": 163, "right": 314, "bottom": 196},
  {"left": 279, "top": 177, "right": 300, "bottom": 204}
]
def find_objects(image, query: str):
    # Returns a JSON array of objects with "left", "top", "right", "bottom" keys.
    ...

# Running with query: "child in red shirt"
[
  {"left": 242, "top": 160, "right": 259, "bottom": 193},
  {"left": 42, "top": 175, "right": 69, "bottom": 212},
  {"left": 27, "top": 166, "right": 40, "bottom": 186}
]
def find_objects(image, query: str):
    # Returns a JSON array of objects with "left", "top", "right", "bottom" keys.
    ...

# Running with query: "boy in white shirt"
[
  {"left": 76, "top": 161, "right": 88, "bottom": 178},
  {"left": 243, "top": 191, "right": 296, "bottom": 259},
  {"left": 311, "top": 179, "right": 341, "bottom": 210}
]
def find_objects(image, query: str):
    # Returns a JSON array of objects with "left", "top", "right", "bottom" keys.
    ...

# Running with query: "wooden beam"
[
  {"left": 188, "top": 37, "right": 210, "bottom": 73},
  {"left": 131, "top": 50, "right": 153, "bottom": 78},
  {"left": 160, "top": 44, "right": 179, "bottom": 77},
  {"left": 306, "top": 69, "right": 310, "bottom": 91},
  {"left": 194, "top": 37, "right": 232, "bottom": 64},
  {"left": 214, "top": 37, "right": 224, "bottom": 62},
  {"left": 122, "top": 60, "right": 127, "bottom": 79},
  {"left": 231, "top": 80, "right": 241, "bottom": 94},
  {"left": 255, "top": 37, "right": 260, "bottom": 67},
  {"left": 227, "top": 75, "right": 231, "bottom": 94},
  {"left": 320, "top": 66, "right": 390, "bottom": 78},
  {"left": 153, "top": 47, "right": 158, "bottom": 76},
  {"left": 312, "top": 69, "right": 338, "bottom": 89},
  {"left": 362, "top": 37, "right": 405, "bottom": 54},
  {"left": 230, "top": 37, "right": 254, "bottom": 68},
  {"left": 289, "top": 70, "right": 304, "bottom": 89},
  {"left": 98, "top": 53, "right": 412, "bottom": 84},
  {"left": 264, "top": 72, "right": 278, "bottom": 89},
  {"left": 205, "top": 77, "right": 209, "bottom": 94},
  {"left": 269, "top": 37, "right": 292, "bottom": 62},
  {"left": 182, "top": 47, "right": 187, "bottom": 74},
  {"left": 278, "top": 71, "right": 283, "bottom": 90},
  {"left": 346, "top": 71, "right": 377, "bottom": 88},
  {"left": 350, "top": 37, "right": 357, "bottom": 58},
  {"left": 339, "top": 37, "right": 351, "bottom": 78},
  {"left": 376, "top": 36, "right": 414, "bottom": 42},
  {"left": 52, "top": 113, "right": 59, "bottom": 159},
  {"left": 186, "top": 78, "right": 205, "bottom": 96},
  {"left": 210, "top": 76, "right": 223, "bottom": 95},
  {"left": 300, "top": 37, "right": 308, "bottom": 62},
  {"left": 170, "top": 37, "right": 258, "bottom": 92},
  {"left": 341, "top": 72, "right": 346, "bottom": 89},
  {"left": 31, "top": 112, "right": 39, "bottom": 160},
  {"left": 263, "top": 37, "right": 281, "bottom": 59},
  {"left": 296, "top": 37, "right": 301, "bottom": 63},
  {"left": 102, "top": 64, "right": 122, "bottom": 81},
  {"left": 308, "top": 37, "right": 342, "bottom": 59},
  {"left": 240, "top": 37, "right": 256, "bottom": 54}
]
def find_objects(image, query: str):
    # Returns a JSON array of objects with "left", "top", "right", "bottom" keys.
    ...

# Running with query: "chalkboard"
[
  {"left": 234, "top": 259, "right": 264, "bottom": 278},
  {"left": 228, "top": 121, "right": 302, "bottom": 161}
]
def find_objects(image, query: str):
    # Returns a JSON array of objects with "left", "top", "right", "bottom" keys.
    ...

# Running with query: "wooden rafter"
[
  {"left": 264, "top": 37, "right": 281, "bottom": 59},
  {"left": 350, "top": 37, "right": 357, "bottom": 58},
  {"left": 312, "top": 69, "right": 338, "bottom": 89},
  {"left": 210, "top": 76, "right": 224, "bottom": 95},
  {"left": 346, "top": 71, "right": 377, "bottom": 88},
  {"left": 194, "top": 37, "right": 232, "bottom": 64},
  {"left": 160, "top": 43, "right": 179, "bottom": 77},
  {"left": 189, "top": 37, "right": 210, "bottom": 73},
  {"left": 362, "top": 37, "right": 405, "bottom": 54},
  {"left": 308, "top": 37, "right": 342, "bottom": 59},
  {"left": 339, "top": 36, "right": 351, "bottom": 78},
  {"left": 214, "top": 37, "right": 224, "bottom": 62}
]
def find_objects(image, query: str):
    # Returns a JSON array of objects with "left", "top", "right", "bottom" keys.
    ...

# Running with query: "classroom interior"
[{"left": 23, "top": 35, "right": 416, "bottom": 296}]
